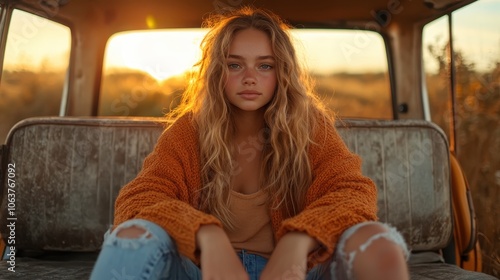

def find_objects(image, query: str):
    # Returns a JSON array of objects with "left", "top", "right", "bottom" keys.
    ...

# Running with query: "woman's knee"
[
  {"left": 333, "top": 222, "right": 410, "bottom": 279},
  {"left": 116, "top": 225, "right": 152, "bottom": 239},
  {"left": 342, "top": 222, "right": 407, "bottom": 254},
  {"left": 105, "top": 219, "right": 173, "bottom": 249},
  {"left": 91, "top": 220, "right": 179, "bottom": 280}
]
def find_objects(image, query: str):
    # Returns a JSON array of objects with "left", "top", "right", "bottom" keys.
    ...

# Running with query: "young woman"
[{"left": 90, "top": 7, "right": 409, "bottom": 280}]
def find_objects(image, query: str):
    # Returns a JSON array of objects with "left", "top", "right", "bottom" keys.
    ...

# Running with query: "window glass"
[
  {"left": 0, "top": 9, "right": 71, "bottom": 143},
  {"left": 452, "top": 1, "right": 500, "bottom": 277},
  {"left": 294, "top": 30, "right": 392, "bottom": 119},
  {"left": 99, "top": 29, "right": 392, "bottom": 119},
  {"left": 424, "top": 1, "right": 500, "bottom": 277}
]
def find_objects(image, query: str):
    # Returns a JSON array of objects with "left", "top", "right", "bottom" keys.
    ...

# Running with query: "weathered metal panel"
[{"left": 0, "top": 117, "right": 165, "bottom": 252}]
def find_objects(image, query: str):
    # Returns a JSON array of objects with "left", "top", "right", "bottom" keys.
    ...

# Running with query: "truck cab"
[{"left": 0, "top": 0, "right": 498, "bottom": 279}]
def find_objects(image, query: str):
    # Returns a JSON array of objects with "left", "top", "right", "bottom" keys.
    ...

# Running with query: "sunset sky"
[
  {"left": 3, "top": 0, "right": 499, "bottom": 81},
  {"left": 103, "top": 29, "right": 388, "bottom": 81}
]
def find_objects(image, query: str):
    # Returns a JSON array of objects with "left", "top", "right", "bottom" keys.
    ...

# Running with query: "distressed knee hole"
[
  {"left": 116, "top": 225, "right": 152, "bottom": 239},
  {"left": 332, "top": 223, "right": 409, "bottom": 279},
  {"left": 344, "top": 224, "right": 408, "bottom": 256},
  {"left": 106, "top": 225, "right": 158, "bottom": 250}
]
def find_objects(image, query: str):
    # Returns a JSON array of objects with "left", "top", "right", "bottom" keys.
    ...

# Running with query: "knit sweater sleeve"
[
  {"left": 276, "top": 119, "right": 378, "bottom": 264},
  {"left": 113, "top": 115, "right": 221, "bottom": 263}
]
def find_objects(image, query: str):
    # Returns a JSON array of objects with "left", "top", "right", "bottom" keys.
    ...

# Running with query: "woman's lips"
[{"left": 238, "top": 91, "right": 261, "bottom": 100}]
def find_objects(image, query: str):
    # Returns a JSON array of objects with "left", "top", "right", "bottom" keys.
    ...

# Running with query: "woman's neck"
[{"left": 232, "top": 109, "right": 265, "bottom": 138}]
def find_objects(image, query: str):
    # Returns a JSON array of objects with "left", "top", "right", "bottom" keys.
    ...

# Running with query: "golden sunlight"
[
  {"left": 103, "top": 29, "right": 388, "bottom": 83},
  {"left": 104, "top": 29, "right": 208, "bottom": 82}
]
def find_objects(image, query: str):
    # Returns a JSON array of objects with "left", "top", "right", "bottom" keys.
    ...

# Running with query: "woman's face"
[{"left": 224, "top": 28, "right": 277, "bottom": 113}]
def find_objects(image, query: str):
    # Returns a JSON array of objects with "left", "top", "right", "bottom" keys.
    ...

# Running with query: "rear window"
[
  {"left": 99, "top": 29, "right": 391, "bottom": 119},
  {"left": 0, "top": 9, "right": 71, "bottom": 143}
]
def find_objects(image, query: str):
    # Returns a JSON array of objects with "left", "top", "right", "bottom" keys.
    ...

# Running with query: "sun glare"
[
  {"left": 104, "top": 29, "right": 208, "bottom": 82},
  {"left": 103, "top": 29, "right": 390, "bottom": 83}
]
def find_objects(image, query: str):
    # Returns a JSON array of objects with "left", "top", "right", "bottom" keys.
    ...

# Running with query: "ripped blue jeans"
[{"left": 90, "top": 219, "right": 409, "bottom": 280}]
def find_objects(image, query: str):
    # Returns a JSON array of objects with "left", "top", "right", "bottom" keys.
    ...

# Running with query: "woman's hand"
[
  {"left": 196, "top": 224, "right": 249, "bottom": 280},
  {"left": 260, "top": 232, "right": 318, "bottom": 280}
]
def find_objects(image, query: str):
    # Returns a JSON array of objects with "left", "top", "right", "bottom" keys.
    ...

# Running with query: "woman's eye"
[
  {"left": 259, "top": 64, "right": 273, "bottom": 70},
  {"left": 228, "top": 63, "right": 241, "bottom": 69}
]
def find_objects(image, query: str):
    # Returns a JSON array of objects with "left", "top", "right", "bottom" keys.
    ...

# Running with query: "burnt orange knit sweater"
[{"left": 113, "top": 114, "right": 378, "bottom": 266}]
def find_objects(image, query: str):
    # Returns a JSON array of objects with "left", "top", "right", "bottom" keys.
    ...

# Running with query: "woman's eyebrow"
[
  {"left": 227, "top": 54, "right": 242, "bottom": 60},
  {"left": 257, "top": 55, "right": 275, "bottom": 60},
  {"left": 227, "top": 54, "right": 275, "bottom": 60}
]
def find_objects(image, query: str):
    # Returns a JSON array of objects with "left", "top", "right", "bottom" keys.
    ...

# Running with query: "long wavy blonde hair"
[{"left": 167, "top": 7, "right": 333, "bottom": 229}]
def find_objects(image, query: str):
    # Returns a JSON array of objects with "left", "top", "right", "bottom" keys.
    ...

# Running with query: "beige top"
[{"left": 225, "top": 190, "right": 275, "bottom": 258}]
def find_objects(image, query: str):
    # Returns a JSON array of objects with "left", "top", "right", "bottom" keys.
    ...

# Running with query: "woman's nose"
[{"left": 242, "top": 68, "right": 257, "bottom": 85}]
